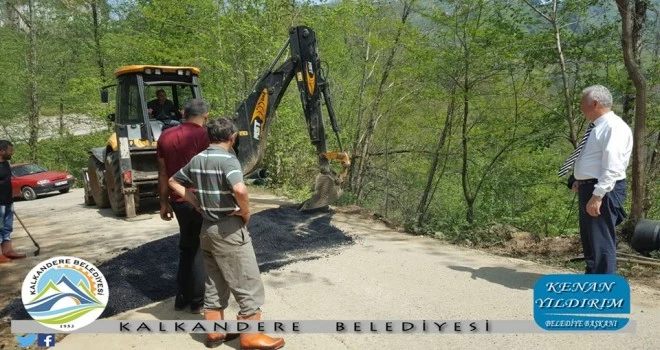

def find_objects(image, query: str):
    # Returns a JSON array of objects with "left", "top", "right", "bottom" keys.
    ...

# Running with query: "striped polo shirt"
[{"left": 173, "top": 144, "right": 244, "bottom": 222}]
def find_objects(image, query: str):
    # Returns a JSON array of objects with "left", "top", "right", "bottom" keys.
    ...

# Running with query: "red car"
[{"left": 11, "top": 163, "right": 75, "bottom": 201}]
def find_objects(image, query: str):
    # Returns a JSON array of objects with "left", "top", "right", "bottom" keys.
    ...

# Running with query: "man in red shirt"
[{"left": 157, "top": 98, "right": 210, "bottom": 314}]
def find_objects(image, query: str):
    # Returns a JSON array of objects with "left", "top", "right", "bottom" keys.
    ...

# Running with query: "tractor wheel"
[
  {"left": 87, "top": 156, "right": 110, "bottom": 208},
  {"left": 84, "top": 188, "right": 95, "bottom": 206},
  {"left": 105, "top": 152, "right": 126, "bottom": 217},
  {"left": 82, "top": 169, "right": 96, "bottom": 206}
]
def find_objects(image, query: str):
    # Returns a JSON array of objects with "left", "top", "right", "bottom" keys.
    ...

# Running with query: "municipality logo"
[{"left": 21, "top": 256, "right": 108, "bottom": 331}]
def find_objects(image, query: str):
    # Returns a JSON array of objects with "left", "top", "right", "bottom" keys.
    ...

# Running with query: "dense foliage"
[{"left": 1, "top": 0, "right": 658, "bottom": 240}]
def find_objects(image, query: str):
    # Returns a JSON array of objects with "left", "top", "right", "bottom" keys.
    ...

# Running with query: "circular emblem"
[{"left": 21, "top": 256, "right": 108, "bottom": 331}]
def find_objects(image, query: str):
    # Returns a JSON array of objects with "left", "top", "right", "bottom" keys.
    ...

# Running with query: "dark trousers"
[
  {"left": 171, "top": 201, "right": 206, "bottom": 309},
  {"left": 577, "top": 179, "right": 627, "bottom": 274}
]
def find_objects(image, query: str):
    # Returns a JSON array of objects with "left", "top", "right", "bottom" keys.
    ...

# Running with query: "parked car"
[{"left": 11, "top": 163, "right": 75, "bottom": 201}]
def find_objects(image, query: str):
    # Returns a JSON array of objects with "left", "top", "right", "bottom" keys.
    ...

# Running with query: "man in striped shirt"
[{"left": 169, "top": 117, "right": 285, "bottom": 350}]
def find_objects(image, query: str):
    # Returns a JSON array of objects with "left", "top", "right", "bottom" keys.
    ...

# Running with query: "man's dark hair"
[
  {"left": 184, "top": 98, "right": 208, "bottom": 118},
  {"left": 207, "top": 117, "right": 238, "bottom": 142},
  {"left": 0, "top": 140, "right": 13, "bottom": 151},
  {"left": 156, "top": 89, "right": 166, "bottom": 95}
]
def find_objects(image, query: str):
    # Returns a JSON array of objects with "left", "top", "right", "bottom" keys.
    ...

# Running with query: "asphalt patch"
[{"left": 1, "top": 206, "right": 353, "bottom": 320}]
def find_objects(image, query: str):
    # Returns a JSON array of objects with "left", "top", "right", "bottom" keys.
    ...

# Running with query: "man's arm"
[
  {"left": 587, "top": 126, "right": 631, "bottom": 216},
  {"left": 169, "top": 162, "right": 200, "bottom": 210},
  {"left": 168, "top": 177, "right": 200, "bottom": 211},
  {"left": 594, "top": 127, "right": 629, "bottom": 198},
  {"left": 222, "top": 158, "right": 250, "bottom": 224},
  {"left": 232, "top": 182, "right": 250, "bottom": 224},
  {"left": 147, "top": 100, "right": 155, "bottom": 115},
  {"left": 157, "top": 157, "right": 173, "bottom": 221}
]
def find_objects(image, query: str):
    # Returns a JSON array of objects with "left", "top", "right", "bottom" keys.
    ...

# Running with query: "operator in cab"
[{"left": 148, "top": 89, "right": 180, "bottom": 121}]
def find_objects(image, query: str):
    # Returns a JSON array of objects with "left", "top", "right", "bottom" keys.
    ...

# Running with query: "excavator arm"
[{"left": 233, "top": 26, "right": 349, "bottom": 210}]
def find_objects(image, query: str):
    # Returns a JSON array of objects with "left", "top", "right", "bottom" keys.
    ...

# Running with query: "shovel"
[{"left": 14, "top": 211, "right": 40, "bottom": 256}]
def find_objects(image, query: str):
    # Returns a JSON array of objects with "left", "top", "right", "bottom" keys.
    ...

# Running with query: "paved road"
[{"left": 2, "top": 189, "right": 659, "bottom": 349}]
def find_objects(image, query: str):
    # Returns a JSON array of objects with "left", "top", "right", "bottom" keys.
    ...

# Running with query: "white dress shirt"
[{"left": 574, "top": 111, "right": 633, "bottom": 197}]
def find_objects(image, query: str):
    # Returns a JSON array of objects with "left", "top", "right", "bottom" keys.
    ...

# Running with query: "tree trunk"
[
  {"left": 647, "top": 131, "right": 660, "bottom": 213},
  {"left": 621, "top": 1, "right": 647, "bottom": 125},
  {"left": 552, "top": 18, "right": 577, "bottom": 148},
  {"left": 27, "top": 0, "right": 39, "bottom": 162},
  {"left": 622, "top": 82, "right": 635, "bottom": 124},
  {"left": 349, "top": 30, "right": 372, "bottom": 193},
  {"left": 466, "top": 199, "right": 475, "bottom": 224},
  {"left": 522, "top": 0, "right": 577, "bottom": 147},
  {"left": 384, "top": 109, "right": 390, "bottom": 218},
  {"left": 91, "top": 0, "right": 105, "bottom": 78},
  {"left": 461, "top": 62, "right": 471, "bottom": 224},
  {"left": 354, "top": 1, "right": 413, "bottom": 202},
  {"left": 616, "top": 0, "right": 648, "bottom": 229},
  {"left": 416, "top": 90, "right": 455, "bottom": 227},
  {"left": 59, "top": 100, "right": 65, "bottom": 137}
]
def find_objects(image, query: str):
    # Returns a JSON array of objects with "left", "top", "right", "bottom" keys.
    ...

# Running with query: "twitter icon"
[{"left": 16, "top": 333, "right": 36, "bottom": 348}]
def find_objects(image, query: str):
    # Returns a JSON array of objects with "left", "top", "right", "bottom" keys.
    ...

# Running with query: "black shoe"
[
  {"left": 191, "top": 305, "right": 204, "bottom": 315},
  {"left": 174, "top": 296, "right": 188, "bottom": 311},
  {"left": 204, "top": 338, "right": 223, "bottom": 348}
]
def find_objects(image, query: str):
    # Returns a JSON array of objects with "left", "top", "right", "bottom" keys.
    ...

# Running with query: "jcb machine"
[
  {"left": 234, "top": 25, "right": 349, "bottom": 211},
  {"left": 82, "top": 25, "right": 348, "bottom": 217},
  {"left": 82, "top": 65, "right": 202, "bottom": 217}
]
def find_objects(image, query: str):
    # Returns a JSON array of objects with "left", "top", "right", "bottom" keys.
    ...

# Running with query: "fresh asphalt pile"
[{"left": 0, "top": 206, "right": 354, "bottom": 320}]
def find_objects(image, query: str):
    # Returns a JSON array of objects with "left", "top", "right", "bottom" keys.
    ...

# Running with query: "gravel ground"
[{"left": 0, "top": 206, "right": 353, "bottom": 320}]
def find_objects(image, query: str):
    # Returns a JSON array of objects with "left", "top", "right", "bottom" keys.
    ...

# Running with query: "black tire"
[
  {"left": 22, "top": 186, "right": 37, "bottom": 201},
  {"left": 84, "top": 188, "right": 95, "bottom": 206},
  {"left": 88, "top": 156, "right": 110, "bottom": 208},
  {"left": 83, "top": 169, "right": 95, "bottom": 206},
  {"left": 105, "top": 152, "right": 126, "bottom": 217},
  {"left": 59, "top": 188, "right": 70, "bottom": 194}
]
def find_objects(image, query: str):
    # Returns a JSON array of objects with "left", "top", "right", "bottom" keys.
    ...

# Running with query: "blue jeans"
[{"left": 0, "top": 203, "right": 14, "bottom": 243}]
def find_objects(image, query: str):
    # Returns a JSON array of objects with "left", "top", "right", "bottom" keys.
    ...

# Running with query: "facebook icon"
[{"left": 37, "top": 334, "right": 56, "bottom": 347}]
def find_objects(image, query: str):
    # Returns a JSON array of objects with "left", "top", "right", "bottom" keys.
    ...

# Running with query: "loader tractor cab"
[{"left": 83, "top": 65, "right": 202, "bottom": 217}]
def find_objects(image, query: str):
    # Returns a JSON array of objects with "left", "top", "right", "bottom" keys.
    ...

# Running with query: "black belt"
[
  {"left": 576, "top": 179, "right": 598, "bottom": 185},
  {"left": 577, "top": 178, "right": 627, "bottom": 185}
]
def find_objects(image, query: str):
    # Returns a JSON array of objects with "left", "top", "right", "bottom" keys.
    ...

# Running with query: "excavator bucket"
[
  {"left": 299, "top": 152, "right": 350, "bottom": 211},
  {"left": 299, "top": 173, "right": 343, "bottom": 211}
]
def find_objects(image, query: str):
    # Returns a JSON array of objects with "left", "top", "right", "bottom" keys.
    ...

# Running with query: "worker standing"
[
  {"left": 0, "top": 140, "right": 26, "bottom": 263},
  {"left": 168, "top": 117, "right": 285, "bottom": 349},
  {"left": 157, "top": 99, "right": 210, "bottom": 314}
]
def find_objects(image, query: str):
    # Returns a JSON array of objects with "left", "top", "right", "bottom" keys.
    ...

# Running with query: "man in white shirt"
[{"left": 563, "top": 85, "right": 633, "bottom": 274}]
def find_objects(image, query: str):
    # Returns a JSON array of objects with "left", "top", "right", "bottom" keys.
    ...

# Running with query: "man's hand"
[
  {"left": 586, "top": 195, "right": 602, "bottom": 217},
  {"left": 183, "top": 188, "right": 201, "bottom": 213},
  {"left": 230, "top": 182, "right": 251, "bottom": 225},
  {"left": 160, "top": 202, "right": 173, "bottom": 221},
  {"left": 231, "top": 207, "right": 251, "bottom": 225},
  {"left": 572, "top": 182, "right": 579, "bottom": 193}
]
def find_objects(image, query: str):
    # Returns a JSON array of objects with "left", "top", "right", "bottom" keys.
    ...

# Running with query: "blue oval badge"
[{"left": 533, "top": 274, "right": 630, "bottom": 331}]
